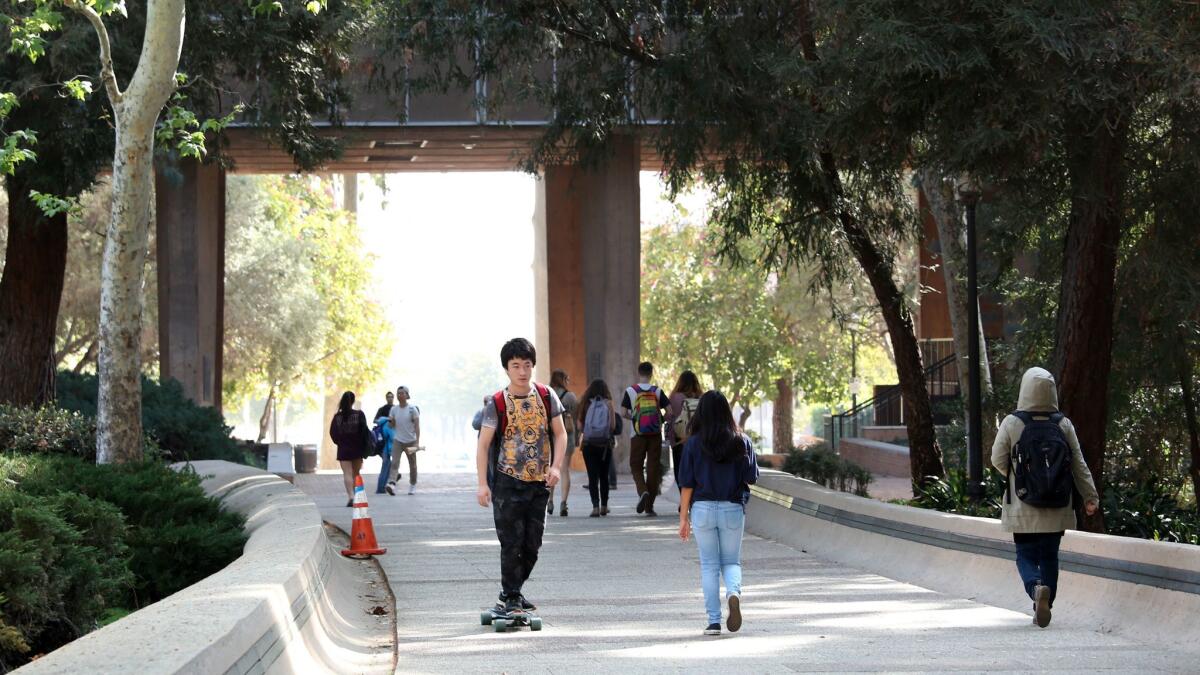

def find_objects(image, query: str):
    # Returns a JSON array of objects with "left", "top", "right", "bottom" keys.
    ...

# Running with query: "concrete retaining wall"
[
  {"left": 837, "top": 437, "right": 910, "bottom": 478},
  {"left": 861, "top": 425, "right": 908, "bottom": 444},
  {"left": 18, "top": 461, "right": 393, "bottom": 674},
  {"left": 746, "top": 470, "right": 1200, "bottom": 649}
]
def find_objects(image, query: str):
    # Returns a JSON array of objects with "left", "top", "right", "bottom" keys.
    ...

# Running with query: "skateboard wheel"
[
  {"left": 493, "top": 620, "right": 507, "bottom": 632},
  {"left": 481, "top": 611, "right": 493, "bottom": 625},
  {"left": 530, "top": 618, "right": 542, "bottom": 631}
]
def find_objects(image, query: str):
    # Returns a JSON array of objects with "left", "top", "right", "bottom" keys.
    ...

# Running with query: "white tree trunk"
[
  {"left": 917, "top": 169, "right": 992, "bottom": 398},
  {"left": 95, "top": 0, "right": 186, "bottom": 464}
]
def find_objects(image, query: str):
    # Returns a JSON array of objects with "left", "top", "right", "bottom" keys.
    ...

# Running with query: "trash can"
[{"left": 294, "top": 444, "right": 318, "bottom": 473}]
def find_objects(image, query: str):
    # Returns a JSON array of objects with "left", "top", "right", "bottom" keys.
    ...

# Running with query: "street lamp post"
[{"left": 958, "top": 181, "right": 984, "bottom": 502}]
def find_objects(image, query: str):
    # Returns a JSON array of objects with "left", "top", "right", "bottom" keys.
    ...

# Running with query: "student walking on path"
[
  {"left": 329, "top": 391, "right": 371, "bottom": 507},
  {"left": 991, "top": 366, "right": 1099, "bottom": 628},
  {"left": 548, "top": 369, "right": 579, "bottom": 516},
  {"left": 374, "top": 391, "right": 394, "bottom": 424},
  {"left": 665, "top": 371, "right": 704, "bottom": 496},
  {"left": 678, "top": 390, "right": 759, "bottom": 636},
  {"left": 387, "top": 386, "right": 421, "bottom": 495},
  {"left": 577, "top": 379, "right": 618, "bottom": 517},
  {"left": 622, "top": 361, "right": 671, "bottom": 516},
  {"left": 476, "top": 338, "right": 568, "bottom": 614}
]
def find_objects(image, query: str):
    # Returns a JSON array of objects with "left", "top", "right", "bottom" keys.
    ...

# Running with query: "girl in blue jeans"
[{"left": 677, "top": 390, "right": 759, "bottom": 636}]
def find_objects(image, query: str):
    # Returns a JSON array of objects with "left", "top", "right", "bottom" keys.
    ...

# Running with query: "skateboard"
[{"left": 480, "top": 604, "right": 543, "bottom": 632}]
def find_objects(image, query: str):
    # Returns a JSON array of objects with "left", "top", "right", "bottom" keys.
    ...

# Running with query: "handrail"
[{"left": 828, "top": 352, "right": 959, "bottom": 449}]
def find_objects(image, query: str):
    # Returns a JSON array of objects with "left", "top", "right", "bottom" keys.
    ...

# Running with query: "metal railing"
[{"left": 827, "top": 352, "right": 960, "bottom": 450}]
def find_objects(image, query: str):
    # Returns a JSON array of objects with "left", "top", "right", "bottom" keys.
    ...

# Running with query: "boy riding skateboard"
[{"left": 476, "top": 338, "right": 568, "bottom": 616}]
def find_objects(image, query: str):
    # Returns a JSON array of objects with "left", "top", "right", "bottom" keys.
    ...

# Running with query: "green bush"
[
  {"left": 910, "top": 467, "right": 1005, "bottom": 519},
  {"left": 56, "top": 371, "right": 241, "bottom": 463},
  {"left": 0, "top": 454, "right": 246, "bottom": 669},
  {"left": 782, "top": 445, "right": 873, "bottom": 497},
  {"left": 0, "top": 406, "right": 96, "bottom": 460}
]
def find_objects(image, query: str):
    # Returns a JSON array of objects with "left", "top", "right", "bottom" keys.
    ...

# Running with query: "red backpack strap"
[{"left": 492, "top": 390, "right": 508, "bottom": 438}]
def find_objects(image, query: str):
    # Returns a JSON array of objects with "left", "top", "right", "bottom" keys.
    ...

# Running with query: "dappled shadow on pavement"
[{"left": 297, "top": 471, "right": 1188, "bottom": 673}]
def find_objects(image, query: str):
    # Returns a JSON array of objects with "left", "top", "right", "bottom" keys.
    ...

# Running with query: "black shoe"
[
  {"left": 637, "top": 491, "right": 650, "bottom": 514},
  {"left": 547, "top": 502, "right": 555, "bottom": 516},
  {"left": 503, "top": 595, "right": 524, "bottom": 614},
  {"left": 560, "top": 501, "right": 568, "bottom": 517},
  {"left": 645, "top": 509, "right": 658, "bottom": 517},
  {"left": 518, "top": 594, "right": 536, "bottom": 611},
  {"left": 727, "top": 594, "right": 742, "bottom": 632},
  {"left": 1033, "top": 585, "right": 1051, "bottom": 627},
  {"left": 703, "top": 623, "right": 721, "bottom": 636},
  {"left": 590, "top": 507, "right": 600, "bottom": 517},
  {"left": 345, "top": 499, "right": 353, "bottom": 507},
  {"left": 600, "top": 505, "right": 609, "bottom": 516}
]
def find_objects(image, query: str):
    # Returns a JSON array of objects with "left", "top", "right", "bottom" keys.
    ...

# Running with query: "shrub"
[
  {"left": 910, "top": 467, "right": 1005, "bottom": 519},
  {"left": 0, "top": 454, "right": 246, "bottom": 669},
  {"left": 56, "top": 371, "right": 241, "bottom": 463},
  {"left": 0, "top": 406, "right": 96, "bottom": 460},
  {"left": 782, "top": 445, "right": 873, "bottom": 497}
]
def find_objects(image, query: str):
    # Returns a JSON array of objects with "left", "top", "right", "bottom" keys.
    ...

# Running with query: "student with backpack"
[
  {"left": 476, "top": 338, "right": 568, "bottom": 615},
  {"left": 329, "top": 391, "right": 372, "bottom": 507},
  {"left": 577, "top": 379, "right": 618, "bottom": 517},
  {"left": 622, "top": 361, "right": 671, "bottom": 516},
  {"left": 666, "top": 371, "right": 704, "bottom": 496},
  {"left": 991, "top": 367, "right": 1099, "bottom": 628},
  {"left": 677, "top": 390, "right": 759, "bottom": 636},
  {"left": 548, "top": 369, "right": 580, "bottom": 517}
]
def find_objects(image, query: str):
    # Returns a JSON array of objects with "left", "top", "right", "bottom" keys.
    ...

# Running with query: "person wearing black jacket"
[
  {"left": 374, "top": 391, "right": 395, "bottom": 424},
  {"left": 329, "top": 391, "right": 370, "bottom": 507}
]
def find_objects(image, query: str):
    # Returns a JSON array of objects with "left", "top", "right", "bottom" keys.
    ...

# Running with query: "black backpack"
[{"left": 1007, "top": 411, "right": 1072, "bottom": 508}]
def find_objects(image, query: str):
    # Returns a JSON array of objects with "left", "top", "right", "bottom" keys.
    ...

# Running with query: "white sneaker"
[
  {"left": 407, "top": 484, "right": 416, "bottom": 495},
  {"left": 385, "top": 482, "right": 396, "bottom": 496}
]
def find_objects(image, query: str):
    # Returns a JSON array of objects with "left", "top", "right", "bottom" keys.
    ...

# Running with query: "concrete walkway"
[{"left": 298, "top": 470, "right": 1192, "bottom": 673}]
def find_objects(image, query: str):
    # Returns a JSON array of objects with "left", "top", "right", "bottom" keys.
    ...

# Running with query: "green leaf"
[
  {"left": 61, "top": 78, "right": 94, "bottom": 101},
  {"left": 29, "top": 190, "right": 80, "bottom": 218}
]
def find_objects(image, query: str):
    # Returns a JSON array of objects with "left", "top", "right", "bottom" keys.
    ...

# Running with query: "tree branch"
[{"left": 64, "top": 0, "right": 123, "bottom": 105}]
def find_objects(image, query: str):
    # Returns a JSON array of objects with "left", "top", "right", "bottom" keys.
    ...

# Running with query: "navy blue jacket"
[{"left": 678, "top": 434, "right": 759, "bottom": 505}]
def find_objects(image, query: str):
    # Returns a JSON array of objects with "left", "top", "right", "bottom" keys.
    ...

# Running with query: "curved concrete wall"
[
  {"left": 18, "top": 461, "right": 392, "bottom": 674},
  {"left": 747, "top": 470, "right": 1200, "bottom": 648}
]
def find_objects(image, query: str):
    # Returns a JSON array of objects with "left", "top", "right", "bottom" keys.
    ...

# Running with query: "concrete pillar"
[
  {"left": 580, "top": 136, "right": 641, "bottom": 474},
  {"left": 538, "top": 166, "right": 587, "bottom": 388},
  {"left": 156, "top": 159, "right": 225, "bottom": 410}
]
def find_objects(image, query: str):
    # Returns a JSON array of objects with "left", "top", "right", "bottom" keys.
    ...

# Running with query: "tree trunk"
[
  {"left": 1179, "top": 357, "right": 1200, "bottom": 511},
  {"left": 1053, "top": 112, "right": 1128, "bottom": 532},
  {"left": 738, "top": 403, "right": 752, "bottom": 431},
  {"left": 73, "top": 338, "right": 99, "bottom": 374},
  {"left": 257, "top": 385, "right": 276, "bottom": 444},
  {"left": 917, "top": 169, "right": 992, "bottom": 397},
  {"left": 796, "top": 1, "right": 944, "bottom": 490},
  {"left": 95, "top": 0, "right": 186, "bottom": 464},
  {"left": 772, "top": 376, "right": 794, "bottom": 454},
  {"left": 0, "top": 179, "right": 68, "bottom": 406},
  {"left": 318, "top": 387, "right": 340, "bottom": 470}
]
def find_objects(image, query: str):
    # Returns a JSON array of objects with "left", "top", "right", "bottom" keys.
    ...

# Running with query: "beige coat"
[{"left": 990, "top": 367, "right": 1099, "bottom": 533}]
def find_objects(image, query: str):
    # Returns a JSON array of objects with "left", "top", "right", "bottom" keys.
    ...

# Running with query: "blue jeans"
[
  {"left": 375, "top": 441, "right": 394, "bottom": 493},
  {"left": 1013, "top": 532, "right": 1063, "bottom": 605},
  {"left": 690, "top": 500, "right": 745, "bottom": 624}
]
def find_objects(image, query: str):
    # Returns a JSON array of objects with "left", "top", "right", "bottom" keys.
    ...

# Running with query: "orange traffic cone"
[{"left": 341, "top": 475, "right": 387, "bottom": 558}]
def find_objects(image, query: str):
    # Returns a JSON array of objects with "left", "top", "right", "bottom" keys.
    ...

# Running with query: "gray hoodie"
[{"left": 990, "top": 367, "right": 1099, "bottom": 533}]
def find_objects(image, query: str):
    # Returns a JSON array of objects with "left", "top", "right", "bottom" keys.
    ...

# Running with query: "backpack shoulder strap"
[
  {"left": 535, "top": 383, "right": 554, "bottom": 431},
  {"left": 492, "top": 390, "right": 508, "bottom": 437},
  {"left": 1012, "top": 410, "right": 1033, "bottom": 425}
]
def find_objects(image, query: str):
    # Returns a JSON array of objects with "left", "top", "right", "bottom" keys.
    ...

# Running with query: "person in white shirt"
[{"left": 387, "top": 385, "right": 421, "bottom": 495}]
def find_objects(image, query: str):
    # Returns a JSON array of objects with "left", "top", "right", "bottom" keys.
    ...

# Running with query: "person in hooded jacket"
[{"left": 991, "top": 367, "right": 1099, "bottom": 628}]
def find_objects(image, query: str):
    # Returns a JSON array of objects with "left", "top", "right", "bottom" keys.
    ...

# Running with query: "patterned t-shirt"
[{"left": 481, "top": 386, "right": 565, "bottom": 482}]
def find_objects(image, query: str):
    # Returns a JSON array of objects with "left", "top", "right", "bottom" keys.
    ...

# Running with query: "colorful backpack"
[{"left": 628, "top": 385, "right": 663, "bottom": 435}]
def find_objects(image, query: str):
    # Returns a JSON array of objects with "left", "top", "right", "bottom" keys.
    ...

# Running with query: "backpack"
[
  {"left": 672, "top": 397, "right": 700, "bottom": 444},
  {"left": 1007, "top": 411, "right": 1072, "bottom": 508},
  {"left": 487, "top": 384, "right": 555, "bottom": 487},
  {"left": 628, "top": 385, "right": 663, "bottom": 435},
  {"left": 555, "top": 387, "right": 576, "bottom": 435},
  {"left": 371, "top": 421, "right": 386, "bottom": 451},
  {"left": 582, "top": 397, "right": 613, "bottom": 444}
]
